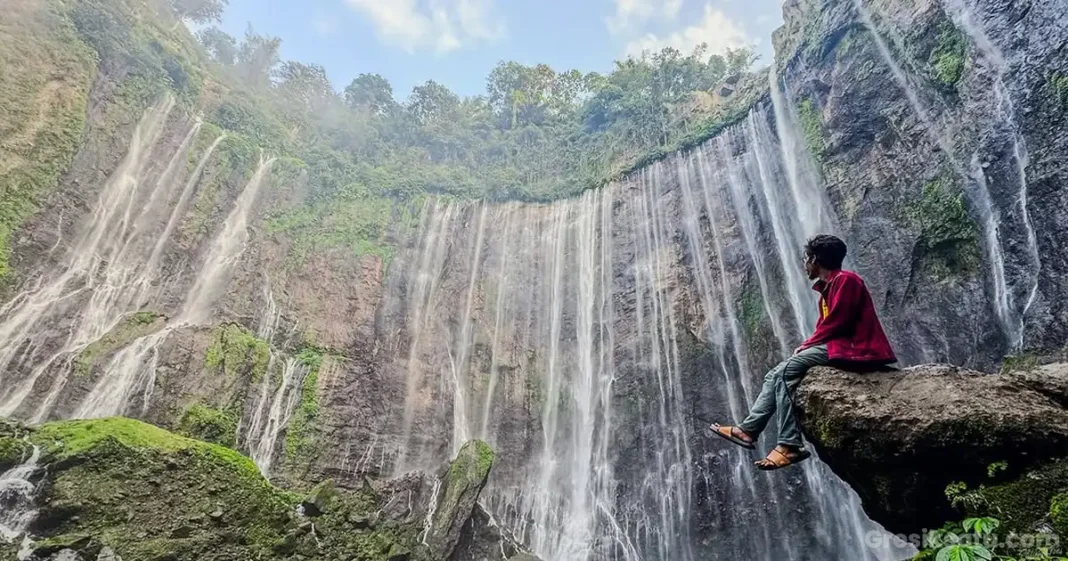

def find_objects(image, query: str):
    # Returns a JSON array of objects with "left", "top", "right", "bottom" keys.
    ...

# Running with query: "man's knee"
[{"left": 783, "top": 356, "right": 814, "bottom": 377}]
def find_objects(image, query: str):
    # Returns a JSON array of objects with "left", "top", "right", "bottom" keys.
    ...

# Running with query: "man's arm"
[{"left": 799, "top": 274, "right": 864, "bottom": 350}]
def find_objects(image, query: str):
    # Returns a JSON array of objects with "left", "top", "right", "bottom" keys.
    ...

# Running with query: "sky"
[{"left": 215, "top": 0, "right": 787, "bottom": 100}]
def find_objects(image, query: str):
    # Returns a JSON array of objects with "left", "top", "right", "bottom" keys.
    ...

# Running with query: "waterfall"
[
  {"left": 940, "top": 0, "right": 1042, "bottom": 348},
  {"left": 244, "top": 357, "right": 311, "bottom": 475},
  {"left": 73, "top": 156, "right": 276, "bottom": 419},
  {"left": 383, "top": 102, "right": 911, "bottom": 560},
  {"left": 852, "top": 0, "right": 1036, "bottom": 351},
  {"left": 0, "top": 444, "right": 40, "bottom": 543},
  {"left": 0, "top": 96, "right": 217, "bottom": 420}
]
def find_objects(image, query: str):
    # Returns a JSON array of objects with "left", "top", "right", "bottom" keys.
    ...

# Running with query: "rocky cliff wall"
[{"left": 0, "top": 0, "right": 1066, "bottom": 559}]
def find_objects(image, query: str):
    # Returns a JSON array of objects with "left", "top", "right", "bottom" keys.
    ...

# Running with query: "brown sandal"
[
  {"left": 755, "top": 446, "right": 812, "bottom": 471},
  {"left": 709, "top": 424, "right": 756, "bottom": 450}
]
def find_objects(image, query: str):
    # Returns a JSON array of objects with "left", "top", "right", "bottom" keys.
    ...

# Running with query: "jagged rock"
[
  {"left": 425, "top": 440, "right": 495, "bottom": 560},
  {"left": 300, "top": 479, "right": 336, "bottom": 517},
  {"left": 96, "top": 547, "right": 121, "bottom": 561},
  {"left": 506, "top": 555, "right": 543, "bottom": 561},
  {"left": 449, "top": 504, "right": 526, "bottom": 561},
  {"left": 797, "top": 363, "right": 1068, "bottom": 534}
]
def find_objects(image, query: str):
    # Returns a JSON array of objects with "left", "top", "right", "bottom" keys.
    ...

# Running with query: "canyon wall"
[{"left": 0, "top": 0, "right": 1066, "bottom": 559}]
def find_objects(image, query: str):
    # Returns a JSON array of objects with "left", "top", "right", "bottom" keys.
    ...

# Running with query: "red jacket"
[{"left": 800, "top": 269, "right": 896, "bottom": 364}]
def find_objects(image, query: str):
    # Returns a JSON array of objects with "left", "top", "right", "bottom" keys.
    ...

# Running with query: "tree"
[
  {"left": 408, "top": 80, "right": 460, "bottom": 125},
  {"left": 344, "top": 74, "right": 396, "bottom": 115},
  {"left": 237, "top": 25, "right": 281, "bottom": 90},
  {"left": 277, "top": 61, "right": 335, "bottom": 112},
  {"left": 197, "top": 26, "right": 237, "bottom": 65},
  {"left": 171, "top": 0, "right": 228, "bottom": 25}
]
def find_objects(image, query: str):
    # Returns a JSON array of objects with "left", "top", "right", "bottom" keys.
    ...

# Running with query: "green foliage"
[
  {"left": 1047, "top": 72, "right": 1068, "bottom": 110},
  {"left": 929, "top": 23, "right": 967, "bottom": 89},
  {"left": 935, "top": 544, "right": 992, "bottom": 561},
  {"left": 1001, "top": 352, "right": 1042, "bottom": 374},
  {"left": 0, "top": 3, "right": 95, "bottom": 284},
  {"left": 797, "top": 97, "right": 827, "bottom": 162},
  {"left": 205, "top": 323, "right": 271, "bottom": 381},
  {"left": 74, "top": 311, "right": 165, "bottom": 377},
  {"left": 284, "top": 348, "right": 323, "bottom": 464},
  {"left": 907, "top": 178, "right": 981, "bottom": 279},
  {"left": 988, "top": 461, "right": 1009, "bottom": 479},
  {"left": 177, "top": 404, "right": 238, "bottom": 448}
]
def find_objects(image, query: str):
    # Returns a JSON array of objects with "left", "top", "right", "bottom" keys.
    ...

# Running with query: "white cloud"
[
  {"left": 312, "top": 12, "right": 338, "bottom": 36},
  {"left": 345, "top": 0, "right": 506, "bottom": 54},
  {"left": 607, "top": 0, "right": 682, "bottom": 34},
  {"left": 623, "top": 4, "right": 752, "bottom": 58}
]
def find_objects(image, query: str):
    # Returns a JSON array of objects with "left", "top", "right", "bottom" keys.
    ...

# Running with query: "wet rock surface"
[
  {"left": 0, "top": 419, "right": 534, "bottom": 561},
  {"left": 797, "top": 362, "right": 1068, "bottom": 534}
]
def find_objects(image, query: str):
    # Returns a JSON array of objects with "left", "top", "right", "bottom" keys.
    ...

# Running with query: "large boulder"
[
  {"left": 425, "top": 440, "right": 496, "bottom": 559},
  {"left": 796, "top": 363, "right": 1068, "bottom": 535}
]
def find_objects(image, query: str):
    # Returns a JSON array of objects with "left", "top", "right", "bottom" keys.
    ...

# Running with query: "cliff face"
[
  {"left": 0, "top": 0, "right": 1066, "bottom": 559},
  {"left": 774, "top": 0, "right": 1068, "bottom": 365},
  {"left": 797, "top": 362, "right": 1068, "bottom": 535}
]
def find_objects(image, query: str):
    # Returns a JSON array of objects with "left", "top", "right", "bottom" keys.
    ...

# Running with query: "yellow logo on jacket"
[{"left": 820, "top": 298, "right": 829, "bottom": 320}]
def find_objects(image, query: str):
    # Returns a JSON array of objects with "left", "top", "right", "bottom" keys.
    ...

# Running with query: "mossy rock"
[
  {"left": 425, "top": 440, "right": 495, "bottom": 558},
  {"left": 74, "top": 312, "right": 166, "bottom": 377},
  {"left": 967, "top": 458, "right": 1068, "bottom": 539},
  {"left": 9, "top": 418, "right": 495, "bottom": 561},
  {"left": 0, "top": 436, "right": 33, "bottom": 473},
  {"left": 177, "top": 404, "right": 238, "bottom": 448}
]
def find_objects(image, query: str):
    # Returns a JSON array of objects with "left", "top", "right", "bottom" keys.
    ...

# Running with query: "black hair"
[{"left": 804, "top": 235, "right": 847, "bottom": 270}]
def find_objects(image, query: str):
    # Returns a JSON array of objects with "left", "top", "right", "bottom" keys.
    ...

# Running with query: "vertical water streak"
[
  {"left": 479, "top": 212, "right": 512, "bottom": 440},
  {"left": 0, "top": 96, "right": 181, "bottom": 418},
  {"left": 746, "top": 107, "right": 812, "bottom": 335},
  {"left": 715, "top": 135, "right": 793, "bottom": 354},
  {"left": 690, "top": 151, "right": 756, "bottom": 401},
  {"left": 941, "top": 0, "right": 1042, "bottom": 348},
  {"left": 451, "top": 203, "right": 488, "bottom": 452},
  {"left": 74, "top": 156, "right": 277, "bottom": 419},
  {"left": 852, "top": 0, "right": 1020, "bottom": 346},
  {"left": 247, "top": 357, "right": 312, "bottom": 475},
  {"left": 181, "top": 156, "right": 277, "bottom": 325},
  {"left": 0, "top": 445, "right": 40, "bottom": 542}
]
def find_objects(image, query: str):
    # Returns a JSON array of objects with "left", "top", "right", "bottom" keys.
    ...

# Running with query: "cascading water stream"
[
  {"left": 0, "top": 444, "right": 40, "bottom": 543},
  {"left": 0, "top": 96, "right": 223, "bottom": 420},
  {"left": 940, "top": 0, "right": 1042, "bottom": 348},
  {"left": 384, "top": 98, "right": 912, "bottom": 561},
  {"left": 851, "top": 0, "right": 1033, "bottom": 350},
  {"left": 73, "top": 156, "right": 277, "bottom": 419}
]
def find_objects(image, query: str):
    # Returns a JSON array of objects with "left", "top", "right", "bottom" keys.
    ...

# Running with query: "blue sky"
[{"left": 216, "top": 0, "right": 786, "bottom": 100}]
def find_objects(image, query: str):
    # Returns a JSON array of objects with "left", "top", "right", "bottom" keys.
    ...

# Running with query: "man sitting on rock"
[{"left": 711, "top": 234, "right": 897, "bottom": 470}]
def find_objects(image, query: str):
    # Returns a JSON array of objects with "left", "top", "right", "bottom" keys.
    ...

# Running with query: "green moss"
[
  {"left": 74, "top": 311, "right": 165, "bottom": 377},
  {"left": 0, "top": 2, "right": 95, "bottom": 284},
  {"left": 906, "top": 178, "right": 981, "bottom": 279},
  {"left": 928, "top": 23, "right": 967, "bottom": 89},
  {"left": 738, "top": 285, "right": 767, "bottom": 340},
  {"left": 283, "top": 349, "right": 322, "bottom": 465},
  {"left": 0, "top": 436, "right": 33, "bottom": 473},
  {"left": 177, "top": 404, "right": 238, "bottom": 448},
  {"left": 205, "top": 323, "right": 271, "bottom": 381},
  {"left": 797, "top": 98, "right": 826, "bottom": 163},
  {"left": 431, "top": 440, "right": 494, "bottom": 538},
  {"left": 1000, "top": 352, "right": 1041, "bottom": 374},
  {"left": 1047, "top": 72, "right": 1068, "bottom": 110}
]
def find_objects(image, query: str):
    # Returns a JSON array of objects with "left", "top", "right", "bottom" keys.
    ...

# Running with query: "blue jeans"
[{"left": 738, "top": 345, "right": 829, "bottom": 447}]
